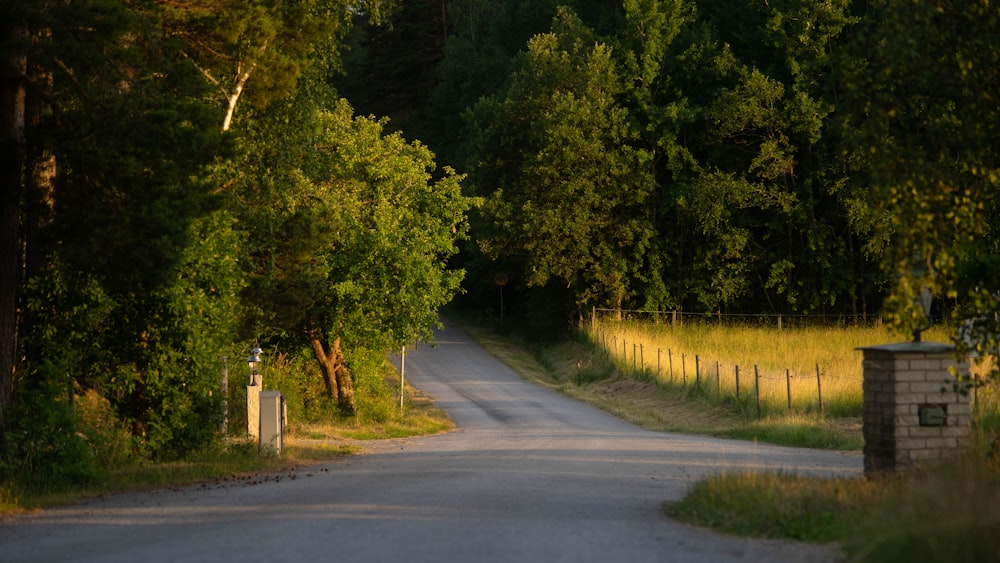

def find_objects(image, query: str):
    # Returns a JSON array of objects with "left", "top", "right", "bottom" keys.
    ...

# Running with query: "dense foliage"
[
  {"left": 2, "top": 0, "right": 998, "bottom": 488},
  {"left": 0, "top": 0, "right": 470, "bottom": 483}
]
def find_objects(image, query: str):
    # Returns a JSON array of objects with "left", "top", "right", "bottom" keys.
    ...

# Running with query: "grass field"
[{"left": 588, "top": 317, "right": 996, "bottom": 421}]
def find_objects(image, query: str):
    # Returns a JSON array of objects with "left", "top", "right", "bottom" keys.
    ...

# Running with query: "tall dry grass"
[{"left": 589, "top": 317, "right": 977, "bottom": 418}]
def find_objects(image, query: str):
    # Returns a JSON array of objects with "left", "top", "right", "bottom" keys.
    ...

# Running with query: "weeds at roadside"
[
  {"left": 667, "top": 471, "right": 888, "bottom": 543},
  {"left": 669, "top": 447, "right": 1000, "bottom": 563}
]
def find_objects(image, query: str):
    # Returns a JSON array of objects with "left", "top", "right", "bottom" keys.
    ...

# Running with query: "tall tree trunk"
[
  {"left": 309, "top": 336, "right": 339, "bottom": 403},
  {"left": 330, "top": 337, "right": 355, "bottom": 415},
  {"left": 308, "top": 334, "right": 356, "bottom": 415},
  {"left": 0, "top": 24, "right": 27, "bottom": 446},
  {"left": 24, "top": 60, "right": 55, "bottom": 278}
]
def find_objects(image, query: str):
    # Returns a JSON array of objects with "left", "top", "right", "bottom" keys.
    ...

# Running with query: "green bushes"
[
  {"left": 0, "top": 366, "right": 136, "bottom": 495},
  {"left": 1, "top": 377, "right": 98, "bottom": 492},
  {"left": 252, "top": 344, "right": 400, "bottom": 428}
]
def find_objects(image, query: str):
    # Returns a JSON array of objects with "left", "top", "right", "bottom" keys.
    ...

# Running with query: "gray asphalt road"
[{"left": 1, "top": 319, "right": 862, "bottom": 562}]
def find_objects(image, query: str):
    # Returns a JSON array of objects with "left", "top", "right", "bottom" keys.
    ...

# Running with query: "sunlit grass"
[
  {"left": 670, "top": 449, "right": 1000, "bottom": 562},
  {"left": 590, "top": 318, "right": 959, "bottom": 418},
  {"left": 668, "top": 471, "right": 887, "bottom": 542},
  {"left": 843, "top": 450, "right": 1000, "bottom": 562}
]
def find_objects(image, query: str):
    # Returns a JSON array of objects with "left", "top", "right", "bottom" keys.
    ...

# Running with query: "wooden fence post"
[
  {"left": 695, "top": 355, "right": 700, "bottom": 386},
  {"left": 735, "top": 365, "right": 741, "bottom": 400},
  {"left": 816, "top": 363, "right": 823, "bottom": 415},
  {"left": 786, "top": 368, "right": 792, "bottom": 412},
  {"left": 754, "top": 365, "right": 761, "bottom": 418}
]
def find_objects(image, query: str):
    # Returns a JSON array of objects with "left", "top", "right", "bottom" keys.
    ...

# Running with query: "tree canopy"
[
  {"left": 0, "top": 0, "right": 464, "bottom": 465},
  {"left": 2, "top": 0, "right": 998, "bottom": 479}
]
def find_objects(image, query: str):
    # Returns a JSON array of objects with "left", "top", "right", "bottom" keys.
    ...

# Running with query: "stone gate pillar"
[{"left": 859, "top": 342, "right": 971, "bottom": 477}]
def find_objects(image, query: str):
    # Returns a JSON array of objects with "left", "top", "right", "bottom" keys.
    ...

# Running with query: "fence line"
[
  {"left": 590, "top": 326, "right": 839, "bottom": 418},
  {"left": 592, "top": 307, "right": 885, "bottom": 329}
]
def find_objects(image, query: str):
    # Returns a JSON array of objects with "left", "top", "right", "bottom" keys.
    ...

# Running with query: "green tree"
[
  {"left": 844, "top": 0, "right": 1000, "bottom": 353},
  {"left": 424, "top": 0, "right": 559, "bottom": 164},
  {"left": 239, "top": 95, "right": 471, "bottom": 414},
  {"left": 465, "top": 7, "right": 653, "bottom": 313},
  {"left": 159, "top": 0, "right": 386, "bottom": 132},
  {"left": 0, "top": 0, "right": 234, "bottom": 457},
  {"left": 666, "top": 0, "right": 863, "bottom": 314}
]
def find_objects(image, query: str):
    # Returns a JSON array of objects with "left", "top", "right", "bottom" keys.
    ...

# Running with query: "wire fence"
[
  {"left": 587, "top": 307, "right": 994, "bottom": 419},
  {"left": 591, "top": 307, "right": 886, "bottom": 330},
  {"left": 587, "top": 310, "right": 1000, "bottom": 431},
  {"left": 588, "top": 327, "right": 857, "bottom": 418}
]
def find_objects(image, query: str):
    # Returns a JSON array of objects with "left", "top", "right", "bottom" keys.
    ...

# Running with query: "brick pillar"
[{"left": 859, "top": 342, "right": 971, "bottom": 477}]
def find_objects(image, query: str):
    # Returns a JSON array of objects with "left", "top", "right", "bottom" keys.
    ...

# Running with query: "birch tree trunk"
[{"left": 221, "top": 61, "right": 255, "bottom": 132}]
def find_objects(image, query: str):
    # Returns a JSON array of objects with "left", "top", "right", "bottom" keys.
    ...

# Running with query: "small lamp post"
[
  {"left": 910, "top": 255, "right": 934, "bottom": 343},
  {"left": 247, "top": 346, "right": 263, "bottom": 386}
]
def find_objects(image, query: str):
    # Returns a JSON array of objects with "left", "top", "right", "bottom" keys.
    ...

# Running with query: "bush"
[
  {"left": 348, "top": 348, "right": 399, "bottom": 425},
  {"left": 253, "top": 344, "right": 399, "bottom": 427},
  {"left": 1, "top": 366, "right": 101, "bottom": 493}
]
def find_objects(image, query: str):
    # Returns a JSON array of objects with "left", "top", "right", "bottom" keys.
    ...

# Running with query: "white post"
[
  {"left": 400, "top": 345, "right": 406, "bottom": 414},
  {"left": 247, "top": 383, "right": 260, "bottom": 440},
  {"left": 220, "top": 355, "right": 229, "bottom": 434}
]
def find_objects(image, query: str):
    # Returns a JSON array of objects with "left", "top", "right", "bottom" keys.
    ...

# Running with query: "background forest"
[{"left": 2, "top": 0, "right": 998, "bottom": 487}]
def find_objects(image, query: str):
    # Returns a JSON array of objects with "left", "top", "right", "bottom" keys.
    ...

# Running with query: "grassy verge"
[
  {"left": 454, "top": 318, "right": 862, "bottom": 450},
  {"left": 0, "top": 439, "right": 358, "bottom": 513},
  {"left": 667, "top": 451, "right": 1000, "bottom": 562},
  {"left": 0, "top": 374, "right": 453, "bottom": 514}
]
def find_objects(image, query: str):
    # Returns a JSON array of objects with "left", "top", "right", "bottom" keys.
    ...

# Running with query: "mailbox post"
[{"left": 259, "top": 391, "right": 285, "bottom": 455}]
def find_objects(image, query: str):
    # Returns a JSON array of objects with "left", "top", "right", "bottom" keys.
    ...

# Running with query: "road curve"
[{"left": 0, "top": 319, "right": 862, "bottom": 562}]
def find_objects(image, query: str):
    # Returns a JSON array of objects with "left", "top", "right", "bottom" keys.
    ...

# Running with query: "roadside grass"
[
  {"left": 457, "top": 317, "right": 862, "bottom": 450},
  {"left": 0, "top": 439, "right": 359, "bottom": 512},
  {"left": 297, "top": 383, "right": 455, "bottom": 441},
  {"left": 668, "top": 448, "right": 1000, "bottom": 562},
  {"left": 452, "top": 315, "right": 1000, "bottom": 561},
  {"left": 717, "top": 414, "right": 862, "bottom": 450},
  {"left": 0, "top": 363, "right": 453, "bottom": 514},
  {"left": 666, "top": 471, "right": 889, "bottom": 543}
]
